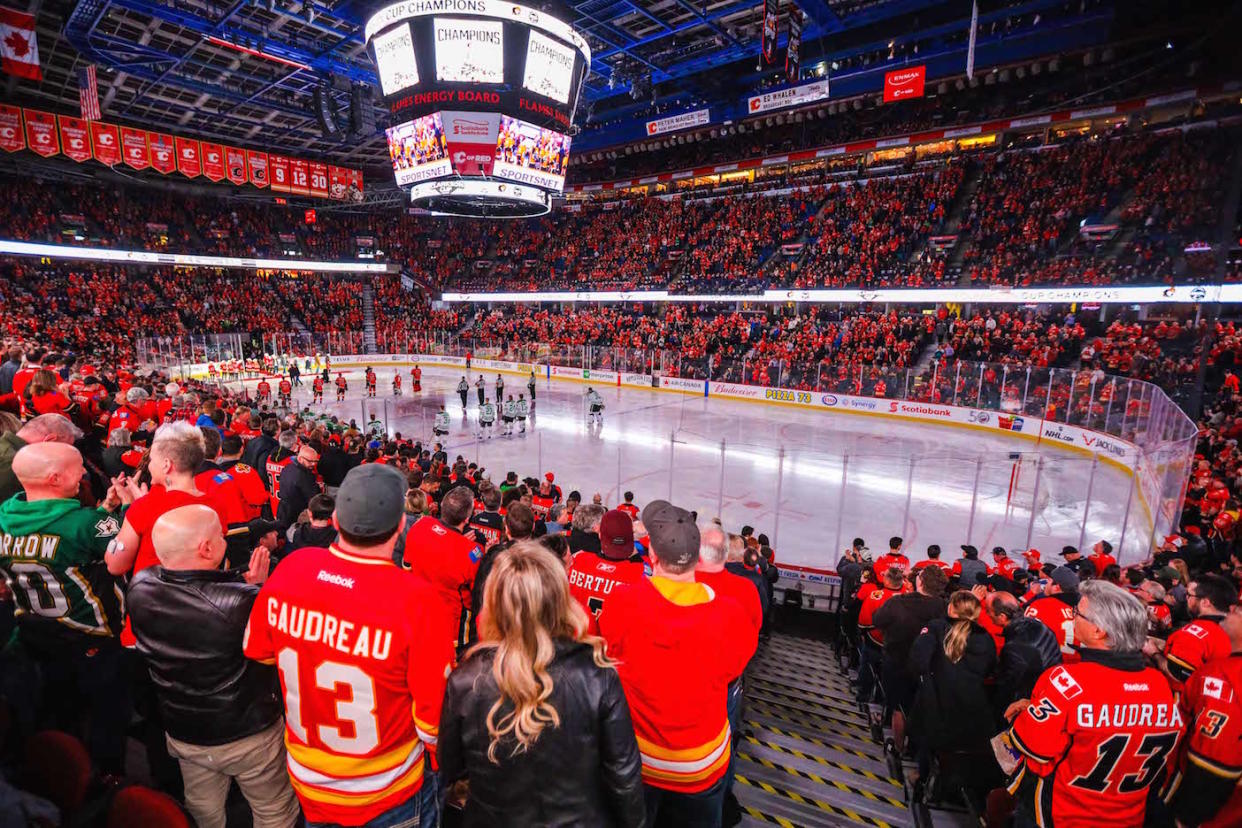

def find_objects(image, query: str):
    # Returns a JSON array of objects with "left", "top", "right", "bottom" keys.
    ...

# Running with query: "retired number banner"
[
  {"left": 785, "top": 8, "right": 802, "bottom": 84},
  {"left": 762, "top": 0, "right": 779, "bottom": 65}
]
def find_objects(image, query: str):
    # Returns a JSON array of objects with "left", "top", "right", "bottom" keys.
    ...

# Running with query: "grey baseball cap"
[
  {"left": 1050, "top": 566, "right": 1080, "bottom": 592},
  {"left": 336, "top": 464, "right": 408, "bottom": 536},
  {"left": 641, "top": 500, "right": 700, "bottom": 569}
]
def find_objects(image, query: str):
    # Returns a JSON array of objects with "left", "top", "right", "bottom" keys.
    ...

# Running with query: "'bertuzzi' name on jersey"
[
  {"left": 568, "top": 565, "right": 628, "bottom": 596},
  {"left": 262, "top": 590, "right": 394, "bottom": 661}
]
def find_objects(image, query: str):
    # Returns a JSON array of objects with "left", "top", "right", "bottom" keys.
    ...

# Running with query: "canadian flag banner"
[
  {"left": 201, "top": 142, "right": 224, "bottom": 181},
  {"left": 0, "top": 103, "right": 23, "bottom": 152},
  {"left": 58, "top": 115, "right": 91, "bottom": 163},
  {"left": 89, "top": 121, "right": 121, "bottom": 166},
  {"left": 120, "top": 127, "right": 149, "bottom": 170},
  {"left": 246, "top": 150, "right": 268, "bottom": 188},
  {"left": 225, "top": 146, "right": 247, "bottom": 185},
  {"left": 149, "top": 132, "right": 175, "bottom": 174},
  {"left": 175, "top": 136, "right": 200, "bottom": 178},
  {"left": 0, "top": 7, "right": 41, "bottom": 81}
]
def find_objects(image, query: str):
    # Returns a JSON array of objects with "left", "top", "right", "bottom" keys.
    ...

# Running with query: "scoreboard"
[{"left": 366, "top": 0, "right": 590, "bottom": 215}]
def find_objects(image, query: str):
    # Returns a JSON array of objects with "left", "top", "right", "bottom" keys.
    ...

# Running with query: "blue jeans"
[
  {"left": 724, "top": 678, "right": 744, "bottom": 799},
  {"left": 644, "top": 774, "right": 727, "bottom": 828},
  {"left": 307, "top": 771, "right": 439, "bottom": 828}
]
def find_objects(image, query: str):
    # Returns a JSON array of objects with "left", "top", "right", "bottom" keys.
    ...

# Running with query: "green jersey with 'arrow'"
[{"left": 0, "top": 494, "right": 124, "bottom": 652}]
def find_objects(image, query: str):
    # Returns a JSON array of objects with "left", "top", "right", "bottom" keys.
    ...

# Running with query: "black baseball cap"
[
  {"left": 336, "top": 464, "right": 407, "bottom": 536},
  {"left": 642, "top": 500, "right": 700, "bottom": 569}
]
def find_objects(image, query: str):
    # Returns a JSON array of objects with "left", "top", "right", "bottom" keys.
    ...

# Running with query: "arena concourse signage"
[
  {"left": 3, "top": 105, "right": 363, "bottom": 200},
  {"left": 747, "top": 79, "right": 830, "bottom": 115},
  {"left": 646, "top": 108, "right": 710, "bottom": 137},
  {"left": 883, "top": 65, "right": 926, "bottom": 102}
]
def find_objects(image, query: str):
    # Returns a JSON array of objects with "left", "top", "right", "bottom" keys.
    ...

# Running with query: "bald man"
[
  {"left": 275, "top": 443, "right": 320, "bottom": 531},
  {"left": 127, "top": 505, "right": 293, "bottom": 828},
  {"left": 0, "top": 442, "right": 128, "bottom": 773},
  {"left": 0, "top": 412, "right": 84, "bottom": 503}
]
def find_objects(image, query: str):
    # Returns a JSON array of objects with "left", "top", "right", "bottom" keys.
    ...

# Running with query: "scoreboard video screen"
[
  {"left": 365, "top": 0, "right": 591, "bottom": 132},
  {"left": 386, "top": 113, "right": 451, "bottom": 186}
]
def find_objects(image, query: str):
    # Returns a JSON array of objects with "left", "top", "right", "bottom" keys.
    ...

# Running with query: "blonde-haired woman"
[
  {"left": 907, "top": 589, "right": 998, "bottom": 807},
  {"left": 438, "top": 540, "right": 645, "bottom": 827}
]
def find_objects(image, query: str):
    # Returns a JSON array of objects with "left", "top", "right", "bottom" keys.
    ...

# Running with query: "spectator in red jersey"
[
  {"left": 991, "top": 546, "right": 1020, "bottom": 580},
  {"left": 24, "top": 369, "right": 78, "bottom": 421},
  {"left": 1087, "top": 539, "right": 1117, "bottom": 576},
  {"left": 597, "top": 500, "right": 755, "bottom": 827},
  {"left": 439, "top": 540, "right": 645, "bottom": 828},
  {"left": 1152, "top": 573, "right": 1237, "bottom": 687},
  {"left": 566, "top": 509, "right": 650, "bottom": 631},
  {"left": 912, "top": 544, "right": 951, "bottom": 573},
  {"left": 618, "top": 490, "right": 640, "bottom": 520},
  {"left": 1162, "top": 595, "right": 1242, "bottom": 827},
  {"left": 403, "top": 485, "right": 485, "bottom": 655},
  {"left": 872, "top": 536, "right": 910, "bottom": 580},
  {"left": 244, "top": 463, "right": 455, "bottom": 828},
  {"left": 856, "top": 567, "right": 908, "bottom": 707},
  {"left": 1022, "top": 566, "right": 1081, "bottom": 657},
  {"left": 1006, "top": 581, "right": 1183, "bottom": 828}
]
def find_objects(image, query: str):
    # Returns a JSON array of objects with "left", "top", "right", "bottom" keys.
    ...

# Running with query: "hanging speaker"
[
  {"left": 349, "top": 83, "right": 375, "bottom": 138},
  {"left": 314, "top": 83, "right": 339, "bottom": 138}
]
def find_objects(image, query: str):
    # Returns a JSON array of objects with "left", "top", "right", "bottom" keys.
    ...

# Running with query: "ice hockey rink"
[{"left": 251, "top": 363, "right": 1152, "bottom": 572}]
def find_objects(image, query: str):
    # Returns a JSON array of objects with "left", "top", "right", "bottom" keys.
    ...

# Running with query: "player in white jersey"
[
  {"left": 516, "top": 394, "right": 529, "bottom": 434},
  {"left": 433, "top": 405, "right": 450, "bottom": 437},
  {"left": 502, "top": 396, "right": 516, "bottom": 436},
  {"left": 586, "top": 387, "right": 605, "bottom": 425},
  {"left": 478, "top": 398, "right": 496, "bottom": 438}
]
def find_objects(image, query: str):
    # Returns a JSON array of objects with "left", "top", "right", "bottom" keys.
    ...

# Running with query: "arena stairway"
[{"left": 736, "top": 633, "right": 974, "bottom": 828}]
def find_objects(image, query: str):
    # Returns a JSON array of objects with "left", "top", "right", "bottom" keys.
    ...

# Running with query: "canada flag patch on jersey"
[
  {"left": 1203, "top": 676, "right": 1231, "bottom": 700},
  {"left": 1185, "top": 623, "right": 1210, "bottom": 640},
  {"left": 1049, "top": 666, "right": 1083, "bottom": 699}
]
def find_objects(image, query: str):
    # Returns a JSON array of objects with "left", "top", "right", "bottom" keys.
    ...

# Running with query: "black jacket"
[
  {"left": 908, "top": 616, "right": 997, "bottom": 752},
  {"left": 287, "top": 522, "right": 338, "bottom": 553},
  {"left": 874, "top": 592, "right": 947, "bottom": 668},
  {"left": 276, "top": 461, "right": 320, "bottom": 530},
  {"left": 240, "top": 433, "right": 278, "bottom": 482},
  {"left": 318, "top": 444, "right": 362, "bottom": 489},
  {"left": 995, "top": 616, "right": 1062, "bottom": 712},
  {"left": 126, "top": 566, "right": 282, "bottom": 746},
  {"left": 569, "top": 528, "right": 601, "bottom": 555},
  {"left": 726, "top": 561, "right": 770, "bottom": 620},
  {"left": 439, "top": 641, "right": 645, "bottom": 828}
]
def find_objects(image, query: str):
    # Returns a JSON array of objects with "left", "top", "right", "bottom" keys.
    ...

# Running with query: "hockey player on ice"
[
  {"left": 586, "top": 387, "right": 605, "bottom": 425},
  {"left": 479, "top": 398, "right": 496, "bottom": 439}
]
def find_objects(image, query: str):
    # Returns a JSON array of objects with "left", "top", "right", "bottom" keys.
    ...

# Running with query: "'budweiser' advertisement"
[
  {"left": 646, "top": 108, "right": 710, "bottom": 137},
  {"left": 747, "top": 79, "right": 830, "bottom": 115},
  {"left": 883, "top": 65, "right": 926, "bottom": 102}
]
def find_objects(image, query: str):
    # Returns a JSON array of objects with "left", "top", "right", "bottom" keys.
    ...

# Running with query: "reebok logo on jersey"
[
  {"left": 1123, "top": 683, "right": 1150, "bottom": 692},
  {"left": 1050, "top": 667, "right": 1083, "bottom": 699},
  {"left": 317, "top": 570, "right": 355, "bottom": 589}
]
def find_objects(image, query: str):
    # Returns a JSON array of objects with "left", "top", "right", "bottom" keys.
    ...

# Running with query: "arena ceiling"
[{"left": 8, "top": 0, "right": 1103, "bottom": 174}]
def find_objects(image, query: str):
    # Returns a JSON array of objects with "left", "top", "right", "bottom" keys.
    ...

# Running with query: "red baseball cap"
[
  {"left": 1021, "top": 549, "right": 1041, "bottom": 563},
  {"left": 598, "top": 509, "right": 635, "bottom": 560},
  {"left": 545, "top": 472, "right": 555, "bottom": 483}
]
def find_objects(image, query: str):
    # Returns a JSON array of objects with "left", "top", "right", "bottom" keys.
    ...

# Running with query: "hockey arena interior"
[{"left": 1, "top": 0, "right": 1242, "bottom": 825}]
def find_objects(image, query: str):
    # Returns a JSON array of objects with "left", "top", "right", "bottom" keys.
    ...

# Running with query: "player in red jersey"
[
  {"left": 335, "top": 373, "right": 347, "bottom": 401},
  {"left": 277, "top": 377, "right": 292, "bottom": 407},
  {"left": 567, "top": 509, "right": 650, "bottom": 633},
  {"left": 392, "top": 372, "right": 401, "bottom": 396},
  {"left": 912, "top": 544, "right": 952, "bottom": 574},
  {"left": 1162, "top": 600, "right": 1242, "bottom": 828},
  {"left": 311, "top": 375, "right": 324, "bottom": 404},
  {"left": 401, "top": 486, "right": 484, "bottom": 654},
  {"left": 597, "top": 502, "right": 755, "bottom": 818},
  {"left": 872, "top": 537, "right": 910, "bottom": 580},
  {"left": 1007, "top": 581, "right": 1184, "bottom": 828},
  {"left": 410, "top": 365, "right": 421, "bottom": 392},
  {"left": 256, "top": 379, "right": 271, "bottom": 403},
  {"left": 1154, "top": 574, "right": 1237, "bottom": 688},
  {"left": 244, "top": 464, "right": 454, "bottom": 827},
  {"left": 365, "top": 367, "right": 377, "bottom": 398}
]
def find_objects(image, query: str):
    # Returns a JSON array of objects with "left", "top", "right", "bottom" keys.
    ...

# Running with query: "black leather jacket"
[
  {"left": 995, "top": 616, "right": 1063, "bottom": 713},
  {"left": 439, "top": 641, "right": 646, "bottom": 828},
  {"left": 127, "top": 566, "right": 283, "bottom": 746}
]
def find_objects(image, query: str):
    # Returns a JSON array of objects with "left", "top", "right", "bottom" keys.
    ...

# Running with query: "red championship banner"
[
  {"left": 289, "top": 157, "right": 310, "bottom": 194},
  {"left": 309, "top": 161, "right": 329, "bottom": 198},
  {"left": 89, "top": 122, "right": 120, "bottom": 166},
  {"left": 23, "top": 109, "right": 58, "bottom": 157},
  {"left": 328, "top": 165, "right": 348, "bottom": 199},
  {"left": 0, "top": 103, "right": 23, "bottom": 152},
  {"left": 58, "top": 115, "right": 91, "bottom": 163},
  {"left": 149, "top": 132, "right": 175, "bottom": 174},
  {"left": 120, "top": 127, "right": 149, "bottom": 169},
  {"left": 269, "top": 154, "right": 290, "bottom": 192},
  {"left": 175, "top": 136, "right": 200, "bottom": 177},
  {"left": 225, "top": 146, "right": 247, "bottom": 185},
  {"left": 201, "top": 142, "right": 224, "bottom": 181},
  {"left": 883, "top": 65, "right": 926, "bottom": 103},
  {"left": 247, "top": 150, "right": 268, "bottom": 188}
]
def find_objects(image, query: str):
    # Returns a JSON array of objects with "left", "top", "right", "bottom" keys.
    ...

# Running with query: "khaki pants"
[{"left": 166, "top": 720, "right": 299, "bottom": 828}]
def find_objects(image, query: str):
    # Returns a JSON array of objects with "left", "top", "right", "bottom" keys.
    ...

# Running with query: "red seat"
[
  {"left": 22, "top": 730, "right": 93, "bottom": 816},
  {"left": 108, "top": 785, "right": 191, "bottom": 828}
]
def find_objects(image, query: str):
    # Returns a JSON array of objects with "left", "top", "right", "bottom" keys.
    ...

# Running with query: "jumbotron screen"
[{"left": 365, "top": 0, "right": 591, "bottom": 133}]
